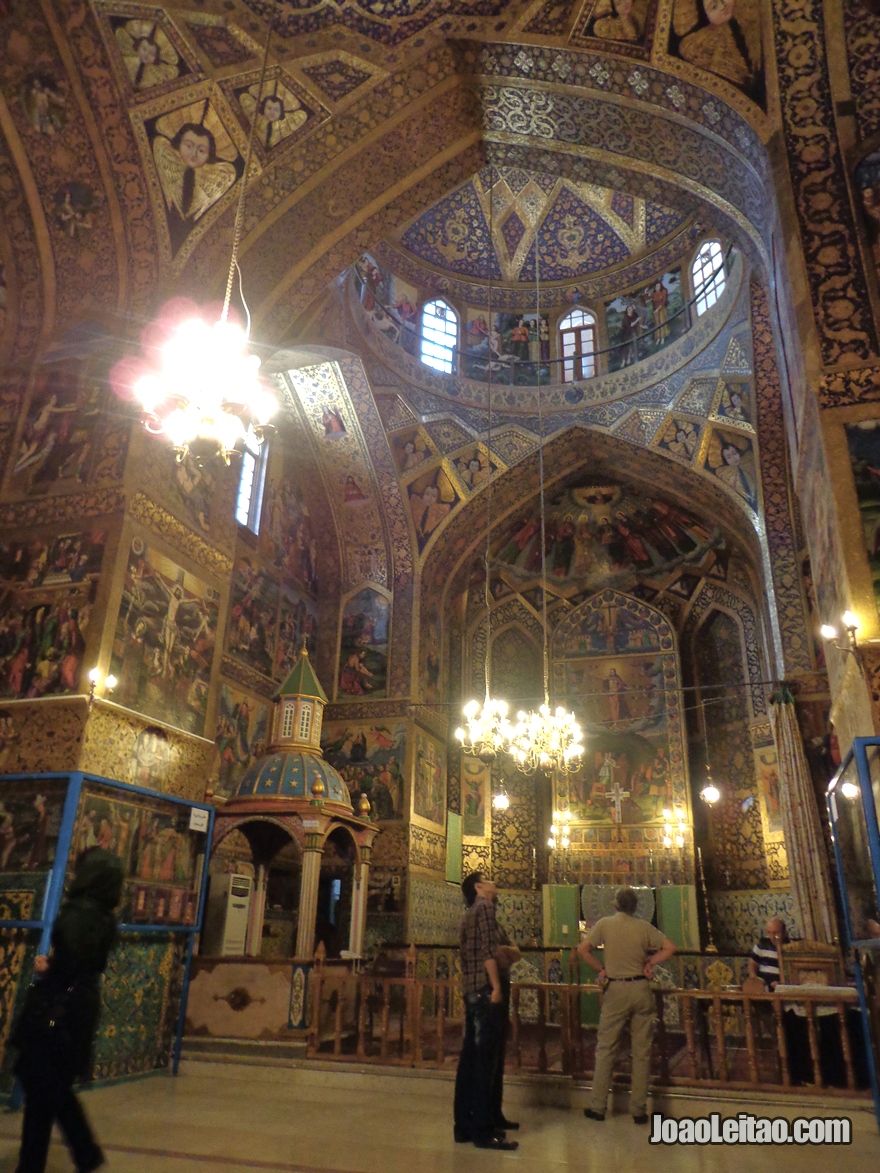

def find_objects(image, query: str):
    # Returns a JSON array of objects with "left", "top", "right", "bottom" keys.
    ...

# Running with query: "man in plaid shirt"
[{"left": 453, "top": 872, "right": 519, "bottom": 1151}]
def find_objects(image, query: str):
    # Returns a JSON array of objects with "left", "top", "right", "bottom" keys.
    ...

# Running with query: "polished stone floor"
[{"left": 0, "top": 1061, "right": 877, "bottom": 1171}]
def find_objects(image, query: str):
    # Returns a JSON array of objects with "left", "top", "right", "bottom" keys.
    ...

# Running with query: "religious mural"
[
  {"left": 412, "top": 727, "right": 447, "bottom": 831},
  {"left": 844, "top": 420, "right": 880, "bottom": 613},
  {"left": 259, "top": 465, "right": 319, "bottom": 596},
  {"left": 352, "top": 253, "right": 421, "bottom": 356},
  {"left": 574, "top": 0, "right": 652, "bottom": 45},
  {"left": 703, "top": 427, "right": 758, "bottom": 510},
  {"left": 450, "top": 446, "right": 496, "bottom": 493},
  {"left": 422, "top": 604, "right": 441, "bottom": 704},
  {"left": 391, "top": 427, "right": 433, "bottom": 475},
  {"left": 854, "top": 148, "right": 880, "bottom": 289},
  {"left": 407, "top": 467, "right": 459, "bottom": 553},
  {"left": 128, "top": 726, "right": 171, "bottom": 790},
  {"left": 70, "top": 780, "right": 202, "bottom": 924},
  {"left": 226, "top": 71, "right": 320, "bottom": 160},
  {"left": 140, "top": 92, "right": 244, "bottom": 258},
  {"left": 226, "top": 558, "right": 317, "bottom": 682},
  {"left": 9, "top": 356, "right": 128, "bottom": 495},
  {"left": 321, "top": 720, "right": 406, "bottom": 821},
  {"left": 0, "top": 525, "right": 104, "bottom": 701},
  {"left": 464, "top": 312, "right": 551, "bottom": 386},
  {"left": 668, "top": 0, "right": 765, "bottom": 107},
  {"left": 552, "top": 592, "right": 687, "bottom": 826},
  {"left": 108, "top": 14, "right": 190, "bottom": 94},
  {"left": 754, "top": 742, "right": 783, "bottom": 841},
  {"left": 656, "top": 416, "right": 701, "bottom": 462},
  {"left": 605, "top": 270, "right": 687, "bottom": 371},
  {"left": 337, "top": 588, "right": 389, "bottom": 699},
  {"left": 211, "top": 685, "right": 270, "bottom": 801},
  {"left": 493, "top": 481, "right": 721, "bottom": 589},
  {"left": 461, "top": 755, "right": 491, "bottom": 842},
  {"left": 110, "top": 538, "right": 218, "bottom": 734},
  {"left": 0, "top": 777, "right": 67, "bottom": 874},
  {"left": 711, "top": 377, "right": 753, "bottom": 429}
]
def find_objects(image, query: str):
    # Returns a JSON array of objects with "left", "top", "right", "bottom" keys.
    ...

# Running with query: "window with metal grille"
[
  {"left": 235, "top": 428, "right": 268, "bottom": 533},
  {"left": 420, "top": 300, "right": 458, "bottom": 374},
  {"left": 693, "top": 240, "right": 726, "bottom": 317},
  {"left": 559, "top": 309, "right": 597, "bottom": 382}
]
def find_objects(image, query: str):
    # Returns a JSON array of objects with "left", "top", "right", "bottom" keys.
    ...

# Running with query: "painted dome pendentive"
[{"left": 235, "top": 750, "right": 352, "bottom": 808}]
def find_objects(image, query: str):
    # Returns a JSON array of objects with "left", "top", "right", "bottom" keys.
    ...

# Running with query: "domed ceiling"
[{"left": 388, "top": 166, "right": 691, "bottom": 288}]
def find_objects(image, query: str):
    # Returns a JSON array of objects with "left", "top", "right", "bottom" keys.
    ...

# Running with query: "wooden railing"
[{"left": 307, "top": 955, "right": 869, "bottom": 1094}]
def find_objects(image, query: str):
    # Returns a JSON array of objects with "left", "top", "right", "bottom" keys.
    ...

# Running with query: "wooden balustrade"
[{"left": 306, "top": 957, "right": 869, "bottom": 1095}]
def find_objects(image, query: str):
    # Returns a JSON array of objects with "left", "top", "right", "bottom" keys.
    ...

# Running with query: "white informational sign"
[{"left": 189, "top": 807, "right": 210, "bottom": 833}]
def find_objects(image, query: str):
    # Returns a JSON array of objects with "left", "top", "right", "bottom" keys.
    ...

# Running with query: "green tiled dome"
[{"left": 235, "top": 751, "right": 351, "bottom": 808}]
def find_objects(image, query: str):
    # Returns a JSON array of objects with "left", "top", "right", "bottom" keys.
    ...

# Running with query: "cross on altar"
[{"left": 605, "top": 781, "right": 630, "bottom": 823}]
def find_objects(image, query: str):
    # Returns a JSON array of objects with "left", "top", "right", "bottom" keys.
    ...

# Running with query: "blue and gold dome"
[
  {"left": 234, "top": 751, "right": 351, "bottom": 807},
  {"left": 223, "top": 642, "right": 357, "bottom": 815}
]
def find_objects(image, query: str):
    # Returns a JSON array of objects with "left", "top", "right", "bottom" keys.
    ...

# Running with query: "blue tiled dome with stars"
[{"left": 234, "top": 751, "right": 352, "bottom": 808}]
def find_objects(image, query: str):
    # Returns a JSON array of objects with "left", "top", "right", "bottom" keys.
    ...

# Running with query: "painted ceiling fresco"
[
  {"left": 241, "top": 0, "right": 510, "bottom": 47},
  {"left": 395, "top": 167, "right": 690, "bottom": 285}
]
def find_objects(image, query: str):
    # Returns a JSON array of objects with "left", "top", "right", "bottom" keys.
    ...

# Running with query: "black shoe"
[
  {"left": 454, "top": 1128, "right": 472, "bottom": 1143},
  {"left": 496, "top": 1116, "right": 520, "bottom": 1130},
  {"left": 583, "top": 1108, "right": 605, "bottom": 1121},
  {"left": 475, "top": 1136, "right": 519, "bottom": 1150},
  {"left": 77, "top": 1154, "right": 106, "bottom": 1173},
  {"left": 633, "top": 1115, "right": 649, "bottom": 1125}
]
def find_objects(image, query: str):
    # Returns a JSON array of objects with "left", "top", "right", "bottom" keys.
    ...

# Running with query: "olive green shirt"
[{"left": 586, "top": 912, "right": 666, "bottom": 978}]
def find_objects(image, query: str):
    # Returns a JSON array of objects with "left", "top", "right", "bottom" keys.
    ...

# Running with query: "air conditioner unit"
[{"left": 200, "top": 873, "right": 253, "bottom": 957}]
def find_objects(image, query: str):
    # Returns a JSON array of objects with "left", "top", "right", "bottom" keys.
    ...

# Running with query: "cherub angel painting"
[
  {"left": 671, "top": 0, "right": 764, "bottom": 105},
  {"left": 149, "top": 99, "right": 241, "bottom": 254},
  {"left": 705, "top": 429, "right": 758, "bottom": 509},
  {"left": 113, "top": 18, "right": 184, "bottom": 91},
  {"left": 20, "top": 73, "right": 67, "bottom": 135},
  {"left": 237, "top": 79, "right": 310, "bottom": 153}
]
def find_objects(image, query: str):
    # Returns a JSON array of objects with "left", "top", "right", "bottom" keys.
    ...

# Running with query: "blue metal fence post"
[{"left": 38, "top": 772, "right": 82, "bottom": 953}]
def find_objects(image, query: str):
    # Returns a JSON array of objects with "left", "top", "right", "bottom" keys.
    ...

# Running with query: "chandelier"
[
  {"left": 112, "top": 18, "right": 277, "bottom": 462},
  {"left": 507, "top": 237, "right": 584, "bottom": 776},
  {"left": 455, "top": 170, "right": 512, "bottom": 761}
]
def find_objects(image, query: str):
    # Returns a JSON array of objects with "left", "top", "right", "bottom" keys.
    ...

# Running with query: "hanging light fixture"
[
  {"left": 506, "top": 228, "right": 583, "bottom": 777},
  {"left": 700, "top": 757, "right": 720, "bottom": 805},
  {"left": 111, "top": 17, "right": 278, "bottom": 462},
  {"left": 492, "top": 783, "right": 510, "bottom": 812},
  {"left": 454, "top": 166, "right": 513, "bottom": 763},
  {"left": 548, "top": 809, "right": 571, "bottom": 850}
]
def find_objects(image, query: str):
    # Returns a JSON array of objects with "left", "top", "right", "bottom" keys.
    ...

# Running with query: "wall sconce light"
[
  {"left": 492, "top": 785, "right": 510, "bottom": 812},
  {"left": 88, "top": 668, "right": 117, "bottom": 710},
  {"left": 663, "top": 808, "right": 687, "bottom": 848},
  {"left": 821, "top": 612, "right": 863, "bottom": 672},
  {"left": 840, "top": 781, "right": 860, "bottom": 800}
]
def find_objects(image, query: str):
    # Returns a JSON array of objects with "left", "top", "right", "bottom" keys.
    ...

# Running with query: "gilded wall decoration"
[
  {"left": 552, "top": 591, "right": 688, "bottom": 827},
  {"left": 109, "top": 537, "right": 219, "bottom": 735},
  {"left": 854, "top": 146, "right": 880, "bottom": 300},
  {"left": 128, "top": 493, "right": 233, "bottom": 578},
  {"left": 490, "top": 760, "right": 540, "bottom": 890},
  {"left": 683, "top": 580, "right": 766, "bottom": 716},
  {"left": 469, "top": 594, "right": 544, "bottom": 698},
  {"left": 668, "top": 0, "right": 765, "bottom": 109},
  {"left": 321, "top": 719, "right": 406, "bottom": 821},
  {"left": 407, "top": 875, "right": 461, "bottom": 943},
  {"left": 300, "top": 57, "right": 374, "bottom": 104},
  {"left": 219, "top": 655, "right": 276, "bottom": 700},
  {"left": 210, "top": 684, "right": 270, "bottom": 801},
  {"left": 130, "top": 82, "right": 248, "bottom": 268},
  {"left": 709, "top": 376, "right": 753, "bottom": 431},
  {"left": 180, "top": 15, "right": 257, "bottom": 67},
  {"left": 134, "top": 444, "right": 237, "bottom": 551},
  {"left": 0, "top": 700, "right": 84, "bottom": 775},
  {"left": 843, "top": 0, "right": 880, "bottom": 141},
  {"left": 242, "top": 0, "right": 508, "bottom": 45},
  {"left": 460, "top": 755, "right": 491, "bottom": 845},
  {"left": 795, "top": 395, "right": 848, "bottom": 631},
  {"left": 408, "top": 826, "right": 447, "bottom": 876},
  {"left": 407, "top": 465, "right": 460, "bottom": 555},
  {"left": 226, "top": 556, "right": 316, "bottom": 683},
  {"left": 819, "top": 365, "right": 880, "bottom": 410},
  {"left": 771, "top": 0, "right": 878, "bottom": 363},
  {"left": 411, "top": 726, "right": 447, "bottom": 833},
  {"left": 524, "top": 0, "right": 579, "bottom": 36},
  {"left": 654, "top": 415, "right": 703, "bottom": 463},
  {"left": 259, "top": 442, "right": 321, "bottom": 596},
  {"left": 370, "top": 820, "right": 408, "bottom": 869},
  {"left": 751, "top": 281, "right": 813, "bottom": 674},
  {"left": 285, "top": 361, "right": 389, "bottom": 590}
]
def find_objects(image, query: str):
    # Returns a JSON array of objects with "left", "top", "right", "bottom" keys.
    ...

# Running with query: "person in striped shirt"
[{"left": 747, "top": 917, "right": 788, "bottom": 989}]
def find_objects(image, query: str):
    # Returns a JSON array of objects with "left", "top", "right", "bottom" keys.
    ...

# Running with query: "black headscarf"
[{"left": 51, "top": 848, "right": 123, "bottom": 980}]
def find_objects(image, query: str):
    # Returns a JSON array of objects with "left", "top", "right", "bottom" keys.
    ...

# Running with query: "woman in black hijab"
[{"left": 12, "top": 847, "right": 124, "bottom": 1173}]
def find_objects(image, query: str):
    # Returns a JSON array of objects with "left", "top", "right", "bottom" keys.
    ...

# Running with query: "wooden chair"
[{"left": 778, "top": 940, "right": 844, "bottom": 988}]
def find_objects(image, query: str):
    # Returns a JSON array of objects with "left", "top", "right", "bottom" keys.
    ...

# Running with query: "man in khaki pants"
[{"left": 577, "top": 886, "right": 676, "bottom": 1124}]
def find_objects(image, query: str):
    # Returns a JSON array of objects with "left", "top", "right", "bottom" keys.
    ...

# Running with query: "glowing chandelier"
[
  {"left": 454, "top": 172, "right": 512, "bottom": 765},
  {"left": 112, "top": 18, "right": 278, "bottom": 462},
  {"left": 507, "top": 241, "right": 583, "bottom": 777}
]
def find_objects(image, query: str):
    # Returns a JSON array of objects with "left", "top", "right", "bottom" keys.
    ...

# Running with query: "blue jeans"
[{"left": 454, "top": 990, "right": 504, "bottom": 1141}]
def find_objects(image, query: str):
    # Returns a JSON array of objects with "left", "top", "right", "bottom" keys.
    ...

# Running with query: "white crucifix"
[{"left": 605, "top": 780, "right": 630, "bottom": 823}]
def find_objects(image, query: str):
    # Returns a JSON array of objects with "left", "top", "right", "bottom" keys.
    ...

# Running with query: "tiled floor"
[{"left": 0, "top": 1061, "right": 877, "bottom": 1172}]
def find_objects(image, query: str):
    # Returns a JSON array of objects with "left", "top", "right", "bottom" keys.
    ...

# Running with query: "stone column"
[
  {"left": 348, "top": 846, "right": 371, "bottom": 957},
  {"left": 246, "top": 864, "right": 266, "bottom": 956},
  {"left": 295, "top": 835, "right": 323, "bottom": 959}
]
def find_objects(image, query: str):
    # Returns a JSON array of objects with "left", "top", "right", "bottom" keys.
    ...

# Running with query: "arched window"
[
  {"left": 298, "top": 703, "right": 313, "bottom": 742},
  {"left": 235, "top": 428, "right": 268, "bottom": 533},
  {"left": 559, "top": 309, "right": 597, "bottom": 382},
  {"left": 420, "top": 299, "right": 458, "bottom": 374},
  {"left": 692, "top": 240, "right": 726, "bottom": 316}
]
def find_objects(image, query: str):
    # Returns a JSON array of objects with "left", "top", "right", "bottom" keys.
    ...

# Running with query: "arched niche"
[
  {"left": 317, "top": 825, "right": 358, "bottom": 959},
  {"left": 550, "top": 589, "right": 689, "bottom": 829},
  {"left": 468, "top": 594, "right": 544, "bottom": 703}
]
